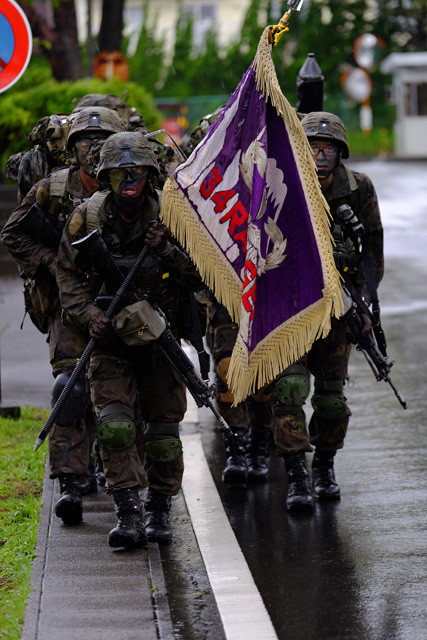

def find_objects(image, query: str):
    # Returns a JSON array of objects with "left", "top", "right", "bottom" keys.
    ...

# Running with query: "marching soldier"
[
  {"left": 272, "top": 111, "right": 384, "bottom": 512},
  {"left": 1, "top": 107, "right": 126, "bottom": 525},
  {"left": 56, "top": 132, "right": 202, "bottom": 548}
]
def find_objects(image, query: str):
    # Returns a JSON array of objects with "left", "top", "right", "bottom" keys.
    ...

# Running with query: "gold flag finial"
[{"left": 269, "top": 0, "right": 305, "bottom": 46}]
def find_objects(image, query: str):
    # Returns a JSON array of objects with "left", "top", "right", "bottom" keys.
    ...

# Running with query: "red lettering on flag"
[
  {"left": 200, "top": 167, "right": 223, "bottom": 199},
  {"left": 220, "top": 200, "right": 248, "bottom": 236}
]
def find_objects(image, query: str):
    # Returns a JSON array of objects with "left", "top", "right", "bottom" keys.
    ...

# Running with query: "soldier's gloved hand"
[
  {"left": 361, "top": 312, "right": 372, "bottom": 334},
  {"left": 88, "top": 311, "right": 113, "bottom": 341},
  {"left": 144, "top": 220, "right": 169, "bottom": 253},
  {"left": 333, "top": 244, "right": 351, "bottom": 272}
]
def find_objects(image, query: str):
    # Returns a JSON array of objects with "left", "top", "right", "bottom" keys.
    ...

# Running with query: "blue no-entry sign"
[{"left": 0, "top": 0, "right": 32, "bottom": 93}]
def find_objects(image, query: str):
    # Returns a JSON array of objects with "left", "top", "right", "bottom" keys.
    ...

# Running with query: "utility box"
[{"left": 381, "top": 52, "right": 427, "bottom": 158}]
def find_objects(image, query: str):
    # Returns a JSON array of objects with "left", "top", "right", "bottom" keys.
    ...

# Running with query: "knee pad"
[
  {"left": 215, "top": 356, "right": 235, "bottom": 404},
  {"left": 51, "top": 372, "right": 85, "bottom": 426},
  {"left": 144, "top": 422, "right": 183, "bottom": 462},
  {"left": 96, "top": 403, "right": 136, "bottom": 450},
  {"left": 274, "top": 364, "right": 310, "bottom": 414},
  {"left": 311, "top": 380, "right": 348, "bottom": 420}
]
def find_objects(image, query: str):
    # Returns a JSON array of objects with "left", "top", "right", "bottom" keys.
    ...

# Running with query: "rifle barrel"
[
  {"left": 34, "top": 236, "right": 150, "bottom": 451},
  {"left": 386, "top": 377, "right": 408, "bottom": 410}
]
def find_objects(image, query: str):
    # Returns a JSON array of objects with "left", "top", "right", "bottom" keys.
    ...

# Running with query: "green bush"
[{"left": 0, "top": 59, "right": 163, "bottom": 171}]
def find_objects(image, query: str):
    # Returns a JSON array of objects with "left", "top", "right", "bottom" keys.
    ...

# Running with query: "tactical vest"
[
  {"left": 85, "top": 190, "right": 109, "bottom": 233},
  {"left": 46, "top": 167, "right": 70, "bottom": 218}
]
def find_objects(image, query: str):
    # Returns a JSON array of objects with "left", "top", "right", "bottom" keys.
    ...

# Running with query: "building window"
[
  {"left": 182, "top": 2, "right": 217, "bottom": 50},
  {"left": 404, "top": 83, "right": 427, "bottom": 116}
]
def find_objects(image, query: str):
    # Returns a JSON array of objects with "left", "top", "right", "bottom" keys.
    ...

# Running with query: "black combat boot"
[
  {"left": 55, "top": 474, "right": 83, "bottom": 525},
  {"left": 76, "top": 473, "right": 98, "bottom": 495},
  {"left": 143, "top": 489, "right": 172, "bottom": 544},
  {"left": 284, "top": 451, "right": 314, "bottom": 513},
  {"left": 109, "top": 488, "right": 147, "bottom": 549},
  {"left": 221, "top": 429, "right": 248, "bottom": 486},
  {"left": 245, "top": 428, "right": 270, "bottom": 482},
  {"left": 312, "top": 451, "right": 340, "bottom": 500}
]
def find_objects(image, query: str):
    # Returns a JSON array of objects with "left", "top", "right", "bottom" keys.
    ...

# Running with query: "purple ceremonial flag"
[{"left": 161, "top": 27, "right": 342, "bottom": 403}]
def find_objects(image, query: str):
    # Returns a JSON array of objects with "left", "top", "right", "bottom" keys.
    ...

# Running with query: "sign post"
[{"left": 0, "top": 0, "right": 32, "bottom": 93}]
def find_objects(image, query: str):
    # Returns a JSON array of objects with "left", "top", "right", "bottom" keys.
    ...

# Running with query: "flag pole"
[{"left": 270, "top": 0, "right": 305, "bottom": 46}]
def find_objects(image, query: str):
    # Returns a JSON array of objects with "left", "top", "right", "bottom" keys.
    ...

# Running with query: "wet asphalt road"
[
  {"left": 201, "top": 159, "right": 427, "bottom": 640},
  {"left": 0, "top": 158, "right": 426, "bottom": 640}
]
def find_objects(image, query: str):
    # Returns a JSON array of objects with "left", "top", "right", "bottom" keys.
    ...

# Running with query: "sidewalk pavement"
[{"left": 21, "top": 459, "right": 177, "bottom": 640}]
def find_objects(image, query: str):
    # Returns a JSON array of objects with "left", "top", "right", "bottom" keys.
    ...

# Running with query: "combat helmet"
[
  {"left": 44, "top": 114, "right": 72, "bottom": 162},
  {"left": 96, "top": 131, "right": 160, "bottom": 182},
  {"left": 300, "top": 111, "right": 349, "bottom": 159},
  {"left": 72, "top": 93, "right": 147, "bottom": 132},
  {"left": 66, "top": 106, "right": 126, "bottom": 150}
]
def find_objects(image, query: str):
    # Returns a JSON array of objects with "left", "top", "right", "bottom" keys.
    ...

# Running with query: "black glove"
[
  {"left": 144, "top": 220, "right": 169, "bottom": 253},
  {"left": 88, "top": 311, "right": 113, "bottom": 341}
]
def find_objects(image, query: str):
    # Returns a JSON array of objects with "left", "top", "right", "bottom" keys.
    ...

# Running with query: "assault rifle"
[
  {"left": 332, "top": 204, "right": 407, "bottom": 409},
  {"left": 19, "top": 204, "right": 62, "bottom": 249},
  {"left": 341, "top": 277, "right": 407, "bottom": 409},
  {"left": 34, "top": 229, "right": 233, "bottom": 452},
  {"left": 34, "top": 241, "right": 151, "bottom": 451}
]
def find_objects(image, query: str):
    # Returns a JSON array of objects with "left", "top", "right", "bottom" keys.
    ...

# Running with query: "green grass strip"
[{"left": 0, "top": 406, "right": 48, "bottom": 640}]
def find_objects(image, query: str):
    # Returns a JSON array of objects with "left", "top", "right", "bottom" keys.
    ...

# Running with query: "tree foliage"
[{"left": 0, "top": 60, "right": 162, "bottom": 169}]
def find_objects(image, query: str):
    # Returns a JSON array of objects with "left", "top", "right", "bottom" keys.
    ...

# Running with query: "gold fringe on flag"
[
  {"left": 161, "top": 25, "right": 343, "bottom": 405},
  {"left": 226, "top": 26, "right": 343, "bottom": 403}
]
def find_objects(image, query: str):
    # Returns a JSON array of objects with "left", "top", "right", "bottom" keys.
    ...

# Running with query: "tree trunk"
[
  {"left": 49, "top": 0, "right": 84, "bottom": 80},
  {"left": 20, "top": 0, "right": 83, "bottom": 81},
  {"left": 98, "top": 0, "right": 125, "bottom": 52}
]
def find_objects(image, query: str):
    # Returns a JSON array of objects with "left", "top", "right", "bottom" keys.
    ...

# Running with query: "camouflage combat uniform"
[
  {"left": 1, "top": 107, "right": 126, "bottom": 495},
  {"left": 1, "top": 165, "right": 99, "bottom": 477},
  {"left": 272, "top": 111, "right": 384, "bottom": 510},
  {"left": 55, "top": 132, "right": 202, "bottom": 545},
  {"left": 188, "top": 105, "right": 273, "bottom": 486},
  {"left": 56, "top": 188, "right": 202, "bottom": 495},
  {"left": 273, "top": 163, "right": 384, "bottom": 455},
  {"left": 4, "top": 114, "right": 73, "bottom": 203}
]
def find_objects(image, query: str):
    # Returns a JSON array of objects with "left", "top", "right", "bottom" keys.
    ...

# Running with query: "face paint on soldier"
[
  {"left": 109, "top": 167, "right": 148, "bottom": 199},
  {"left": 75, "top": 133, "right": 109, "bottom": 175},
  {"left": 309, "top": 140, "right": 339, "bottom": 189}
]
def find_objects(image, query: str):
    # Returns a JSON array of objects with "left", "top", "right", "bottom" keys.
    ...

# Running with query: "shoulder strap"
[
  {"left": 47, "top": 167, "right": 70, "bottom": 216},
  {"left": 49, "top": 167, "right": 70, "bottom": 200},
  {"left": 86, "top": 190, "right": 109, "bottom": 233}
]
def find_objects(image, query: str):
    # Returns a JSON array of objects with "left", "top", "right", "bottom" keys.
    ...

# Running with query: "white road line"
[{"left": 181, "top": 432, "right": 278, "bottom": 640}]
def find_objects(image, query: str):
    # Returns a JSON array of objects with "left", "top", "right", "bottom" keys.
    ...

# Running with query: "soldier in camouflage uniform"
[
  {"left": 181, "top": 105, "right": 225, "bottom": 157},
  {"left": 56, "top": 132, "right": 202, "bottom": 548},
  {"left": 4, "top": 113, "right": 74, "bottom": 203},
  {"left": 184, "top": 106, "right": 274, "bottom": 487},
  {"left": 72, "top": 92, "right": 148, "bottom": 134},
  {"left": 271, "top": 112, "right": 384, "bottom": 513},
  {"left": 72, "top": 92, "right": 184, "bottom": 190},
  {"left": 207, "top": 302, "right": 273, "bottom": 486},
  {"left": 1, "top": 107, "right": 126, "bottom": 526}
]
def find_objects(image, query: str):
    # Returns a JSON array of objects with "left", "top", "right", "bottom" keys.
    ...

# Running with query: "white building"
[
  {"left": 381, "top": 52, "right": 427, "bottom": 158},
  {"left": 75, "top": 1, "right": 282, "bottom": 58}
]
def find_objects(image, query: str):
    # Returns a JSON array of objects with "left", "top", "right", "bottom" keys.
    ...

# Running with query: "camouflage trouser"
[
  {"left": 207, "top": 302, "right": 273, "bottom": 432},
  {"left": 47, "top": 309, "right": 96, "bottom": 478},
  {"left": 273, "top": 317, "right": 352, "bottom": 456},
  {"left": 88, "top": 341, "right": 186, "bottom": 495}
]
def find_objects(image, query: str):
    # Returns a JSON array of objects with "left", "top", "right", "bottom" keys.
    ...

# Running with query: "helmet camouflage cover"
[
  {"left": 66, "top": 106, "right": 126, "bottom": 150},
  {"left": 300, "top": 111, "right": 349, "bottom": 159},
  {"left": 96, "top": 131, "right": 160, "bottom": 181},
  {"left": 72, "top": 93, "right": 147, "bottom": 132}
]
